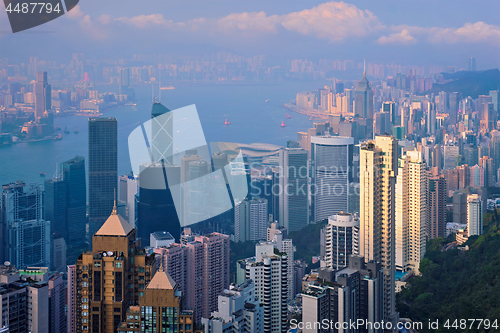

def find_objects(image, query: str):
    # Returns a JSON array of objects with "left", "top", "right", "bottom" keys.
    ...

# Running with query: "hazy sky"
[{"left": 0, "top": 1, "right": 499, "bottom": 68}]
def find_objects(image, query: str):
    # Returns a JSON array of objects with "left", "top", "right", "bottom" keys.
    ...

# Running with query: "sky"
[{"left": 0, "top": 1, "right": 499, "bottom": 68}]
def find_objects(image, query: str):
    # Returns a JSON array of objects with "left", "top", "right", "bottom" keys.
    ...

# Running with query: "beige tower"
[
  {"left": 359, "top": 135, "right": 398, "bottom": 324},
  {"left": 395, "top": 150, "right": 427, "bottom": 275}
]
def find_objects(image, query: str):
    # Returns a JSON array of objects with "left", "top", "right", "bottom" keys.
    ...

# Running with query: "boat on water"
[
  {"left": 39, "top": 172, "right": 45, "bottom": 177},
  {"left": 74, "top": 127, "right": 79, "bottom": 134},
  {"left": 224, "top": 119, "right": 230, "bottom": 125},
  {"left": 54, "top": 125, "right": 60, "bottom": 131},
  {"left": 265, "top": 99, "right": 269, "bottom": 103},
  {"left": 64, "top": 126, "right": 70, "bottom": 134},
  {"left": 309, "top": 116, "right": 313, "bottom": 121},
  {"left": 160, "top": 86, "right": 175, "bottom": 90},
  {"left": 281, "top": 121, "right": 286, "bottom": 127},
  {"left": 286, "top": 113, "right": 291, "bottom": 118},
  {"left": 54, "top": 134, "right": 62, "bottom": 140}
]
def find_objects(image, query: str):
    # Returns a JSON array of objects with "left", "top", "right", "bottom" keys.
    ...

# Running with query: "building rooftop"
[
  {"left": 151, "top": 231, "right": 174, "bottom": 241},
  {"left": 146, "top": 266, "right": 177, "bottom": 290},
  {"left": 95, "top": 203, "right": 134, "bottom": 237}
]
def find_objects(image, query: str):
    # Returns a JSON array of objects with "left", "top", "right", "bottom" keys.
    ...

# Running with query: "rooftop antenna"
[
  {"left": 112, "top": 188, "right": 117, "bottom": 215},
  {"left": 159, "top": 67, "right": 161, "bottom": 103},
  {"left": 363, "top": 58, "right": 366, "bottom": 77}
]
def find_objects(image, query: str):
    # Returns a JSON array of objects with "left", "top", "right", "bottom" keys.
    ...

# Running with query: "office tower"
[
  {"left": 479, "top": 156, "right": 494, "bottom": 187},
  {"left": 73, "top": 204, "right": 155, "bottom": 333},
  {"left": 119, "top": 68, "right": 130, "bottom": 94},
  {"left": 395, "top": 151, "right": 427, "bottom": 274},
  {"left": 35, "top": 71, "right": 51, "bottom": 119},
  {"left": 480, "top": 102, "right": 495, "bottom": 131},
  {"left": 234, "top": 197, "right": 267, "bottom": 242},
  {"left": 489, "top": 90, "right": 499, "bottom": 113},
  {"left": 453, "top": 192, "right": 467, "bottom": 225},
  {"left": 267, "top": 222, "right": 287, "bottom": 242},
  {"left": 45, "top": 156, "right": 87, "bottom": 262},
  {"left": 359, "top": 135, "right": 398, "bottom": 324},
  {"left": 311, "top": 136, "right": 354, "bottom": 223},
  {"left": 437, "top": 91, "right": 448, "bottom": 114},
  {"left": 49, "top": 273, "right": 66, "bottom": 333},
  {"left": 0, "top": 182, "right": 50, "bottom": 269},
  {"left": 345, "top": 88, "right": 354, "bottom": 114},
  {"left": 467, "top": 194, "right": 483, "bottom": 237},
  {"left": 489, "top": 131, "right": 500, "bottom": 182},
  {"left": 153, "top": 233, "right": 230, "bottom": 323},
  {"left": 301, "top": 256, "right": 384, "bottom": 333},
  {"left": 322, "top": 212, "right": 359, "bottom": 270},
  {"left": 373, "top": 111, "right": 391, "bottom": 136},
  {"left": 125, "top": 175, "right": 139, "bottom": 227},
  {"left": 468, "top": 57, "right": 476, "bottom": 71},
  {"left": 137, "top": 162, "right": 181, "bottom": 245},
  {"left": 88, "top": 117, "right": 118, "bottom": 240},
  {"left": 244, "top": 243, "right": 288, "bottom": 333},
  {"left": 354, "top": 68, "right": 374, "bottom": 119},
  {"left": 463, "top": 145, "right": 478, "bottom": 168},
  {"left": 150, "top": 231, "right": 175, "bottom": 248},
  {"left": 426, "top": 102, "right": 436, "bottom": 135},
  {"left": 443, "top": 145, "right": 459, "bottom": 170},
  {"left": 278, "top": 148, "right": 309, "bottom": 232},
  {"left": 67, "top": 265, "right": 76, "bottom": 333},
  {"left": 433, "top": 144, "right": 442, "bottom": 171},
  {"left": 383, "top": 101, "right": 397, "bottom": 125},
  {"left": 201, "top": 281, "right": 264, "bottom": 333},
  {"left": 457, "top": 165, "right": 470, "bottom": 189},
  {"left": 449, "top": 92, "right": 459, "bottom": 125},
  {"left": 428, "top": 174, "right": 446, "bottom": 239},
  {"left": 117, "top": 268, "right": 200, "bottom": 333},
  {"left": 470, "top": 164, "right": 485, "bottom": 188}
]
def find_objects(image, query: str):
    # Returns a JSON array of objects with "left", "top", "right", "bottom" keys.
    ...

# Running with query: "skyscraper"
[
  {"left": 35, "top": 71, "right": 51, "bottom": 119},
  {"left": 428, "top": 174, "right": 446, "bottom": 239},
  {"left": 322, "top": 212, "right": 359, "bottom": 270},
  {"left": 234, "top": 197, "right": 268, "bottom": 242},
  {"left": 45, "top": 156, "right": 87, "bottom": 261},
  {"left": 449, "top": 92, "right": 459, "bottom": 125},
  {"left": 354, "top": 68, "right": 374, "bottom": 120},
  {"left": 1, "top": 181, "right": 50, "bottom": 268},
  {"left": 359, "top": 135, "right": 398, "bottom": 324},
  {"left": 153, "top": 233, "right": 230, "bottom": 323},
  {"left": 278, "top": 148, "right": 309, "bottom": 232},
  {"left": 73, "top": 204, "right": 155, "bottom": 333},
  {"left": 467, "top": 194, "right": 483, "bottom": 237},
  {"left": 395, "top": 151, "right": 427, "bottom": 274},
  {"left": 383, "top": 101, "right": 397, "bottom": 126},
  {"left": 88, "top": 117, "right": 118, "bottom": 240},
  {"left": 468, "top": 57, "right": 476, "bottom": 71},
  {"left": 311, "top": 136, "right": 354, "bottom": 223},
  {"left": 427, "top": 101, "right": 436, "bottom": 135}
]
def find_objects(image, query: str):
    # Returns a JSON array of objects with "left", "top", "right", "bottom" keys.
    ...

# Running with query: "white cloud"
[
  {"left": 66, "top": 5, "right": 84, "bottom": 20},
  {"left": 217, "top": 11, "right": 280, "bottom": 33},
  {"left": 280, "top": 1, "right": 384, "bottom": 42},
  {"left": 97, "top": 14, "right": 112, "bottom": 25},
  {"left": 115, "top": 14, "right": 186, "bottom": 30},
  {"left": 429, "top": 22, "right": 500, "bottom": 44},
  {"left": 377, "top": 29, "right": 417, "bottom": 45}
]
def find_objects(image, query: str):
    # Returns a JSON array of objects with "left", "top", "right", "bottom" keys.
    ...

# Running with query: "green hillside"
[
  {"left": 397, "top": 211, "right": 500, "bottom": 332},
  {"left": 426, "top": 69, "right": 500, "bottom": 99}
]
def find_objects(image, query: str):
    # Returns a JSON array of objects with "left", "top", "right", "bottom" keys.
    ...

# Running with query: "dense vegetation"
[
  {"left": 426, "top": 69, "right": 500, "bottom": 99},
  {"left": 397, "top": 210, "right": 500, "bottom": 332}
]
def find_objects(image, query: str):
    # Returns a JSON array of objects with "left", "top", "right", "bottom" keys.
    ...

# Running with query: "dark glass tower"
[{"left": 88, "top": 117, "right": 117, "bottom": 240}]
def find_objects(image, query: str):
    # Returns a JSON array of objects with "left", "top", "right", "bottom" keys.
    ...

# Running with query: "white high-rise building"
[
  {"left": 359, "top": 135, "right": 398, "bottom": 325},
  {"left": 235, "top": 197, "right": 268, "bottom": 242},
  {"left": 201, "top": 281, "right": 264, "bottom": 333},
  {"left": 279, "top": 148, "right": 309, "bottom": 232},
  {"left": 322, "top": 212, "right": 359, "bottom": 270},
  {"left": 310, "top": 136, "right": 354, "bottom": 222},
  {"left": 244, "top": 243, "right": 288, "bottom": 333},
  {"left": 467, "top": 194, "right": 483, "bottom": 237},
  {"left": 395, "top": 150, "right": 428, "bottom": 274}
]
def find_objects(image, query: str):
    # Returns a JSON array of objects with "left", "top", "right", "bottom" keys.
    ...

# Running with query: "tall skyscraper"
[
  {"left": 88, "top": 117, "right": 118, "bottom": 240},
  {"left": 468, "top": 57, "right": 476, "bottom": 71},
  {"left": 467, "top": 194, "right": 483, "bottom": 237},
  {"left": 48, "top": 273, "right": 67, "bottom": 333},
  {"left": 73, "top": 204, "right": 155, "bottom": 333},
  {"left": 322, "top": 212, "right": 359, "bottom": 270},
  {"left": 428, "top": 174, "right": 446, "bottom": 239},
  {"left": 354, "top": 68, "right": 374, "bottom": 119},
  {"left": 1, "top": 181, "right": 50, "bottom": 268},
  {"left": 359, "top": 135, "right": 398, "bottom": 324},
  {"left": 45, "top": 156, "right": 87, "bottom": 261},
  {"left": 373, "top": 111, "right": 391, "bottom": 136},
  {"left": 244, "top": 243, "right": 288, "bottom": 333},
  {"left": 383, "top": 101, "right": 397, "bottom": 126},
  {"left": 427, "top": 101, "right": 436, "bottom": 135},
  {"left": 35, "top": 71, "right": 51, "bottom": 119},
  {"left": 234, "top": 197, "right": 268, "bottom": 242},
  {"left": 67, "top": 264, "right": 76, "bottom": 333},
  {"left": 489, "top": 90, "right": 499, "bottom": 113},
  {"left": 395, "top": 151, "right": 427, "bottom": 274},
  {"left": 153, "top": 233, "right": 230, "bottom": 323},
  {"left": 137, "top": 163, "right": 181, "bottom": 244},
  {"left": 278, "top": 148, "right": 309, "bottom": 232},
  {"left": 311, "top": 136, "right": 354, "bottom": 223},
  {"left": 449, "top": 92, "right": 459, "bottom": 125}
]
